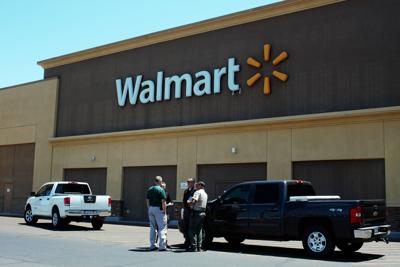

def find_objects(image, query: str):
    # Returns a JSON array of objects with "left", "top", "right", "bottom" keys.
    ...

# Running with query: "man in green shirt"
[{"left": 146, "top": 176, "right": 167, "bottom": 251}]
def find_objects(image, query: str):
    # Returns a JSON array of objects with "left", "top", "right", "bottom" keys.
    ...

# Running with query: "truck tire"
[
  {"left": 336, "top": 241, "right": 363, "bottom": 254},
  {"left": 302, "top": 225, "right": 335, "bottom": 257},
  {"left": 24, "top": 206, "right": 38, "bottom": 225},
  {"left": 91, "top": 217, "right": 104, "bottom": 230},
  {"left": 224, "top": 236, "right": 245, "bottom": 246},
  {"left": 52, "top": 208, "right": 64, "bottom": 229}
]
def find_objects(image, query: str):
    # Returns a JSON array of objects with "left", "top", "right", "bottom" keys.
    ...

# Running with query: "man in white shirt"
[{"left": 187, "top": 181, "right": 208, "bottom": 252}]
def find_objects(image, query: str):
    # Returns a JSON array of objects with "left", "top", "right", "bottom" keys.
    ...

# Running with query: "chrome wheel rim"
[
  {"left": 52, "top": 212, "right": 58, "bottom": 226},
  {"left": 25, "top": 210, "right": 33, "bottom": 222},
  {"left": 307, "top": 231, "right": 327, "bottom": 253}
]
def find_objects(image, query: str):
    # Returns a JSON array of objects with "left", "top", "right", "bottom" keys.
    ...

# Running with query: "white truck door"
[
  {"left": 31, "top": 184, "right": 47, "bottom": 216},
  {"left": 40, "top": 184, "right": 54, "bottom": 216},
  {"left": 30, "top": 197, "right": 42, "bottom": 215}
]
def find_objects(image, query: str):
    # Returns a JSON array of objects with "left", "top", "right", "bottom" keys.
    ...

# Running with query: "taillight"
[
  {"left": 108, "top": 197, "right": 112, "bottom": 207},
  {"left": 64, "top": 197, "right": 70, "bottom": 206},
  {"left": 350, "top": 206, "right": 362, "bottom": 224}
]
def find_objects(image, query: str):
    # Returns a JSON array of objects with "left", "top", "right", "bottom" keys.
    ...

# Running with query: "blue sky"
[{"left": 0, "top": 0, "right": 280, "bottom": 89}]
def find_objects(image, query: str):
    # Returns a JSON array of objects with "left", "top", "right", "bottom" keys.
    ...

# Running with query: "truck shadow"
[
  {"left": 19, "top": 222, "right": 99, "bottom": 231},
  {"left": 172, "top": 242, "right": 384, "bottom": 262}
]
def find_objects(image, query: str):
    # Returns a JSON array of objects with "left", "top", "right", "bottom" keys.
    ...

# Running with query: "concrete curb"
[{"left": 0, "top": 213, "right": 22, "bottom": 218}]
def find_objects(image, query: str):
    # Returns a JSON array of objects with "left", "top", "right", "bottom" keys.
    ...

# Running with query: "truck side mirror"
[{"left": 30, "top": 192, "right": 36, "bottom": 196}]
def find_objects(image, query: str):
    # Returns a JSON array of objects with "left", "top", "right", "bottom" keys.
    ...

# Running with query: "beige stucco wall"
[
  {"left": 49, "top": 112, "right": 400, "bottom": 207},
  {"left": 0, "top": 79, "right": 58, "bottom": 191},
  {"left": 267, "top": 129, "right": 292, "bottom": 179},
  {"left": 292, "top": 122, "right": 384, "bottom": 161},
  {"left": 384, "top": 121, "right": 400, "bottom": 207},
  {"left": 177, "top": 137, "right": 197, "bottom": 199},
  {"left": 197, "top": 131, "right": 267, "bottom": 164}
]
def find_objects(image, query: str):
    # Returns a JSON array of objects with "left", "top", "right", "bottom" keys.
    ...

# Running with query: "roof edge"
[{"left": 37, "top": 0, "right": 345, "bottom": 69}]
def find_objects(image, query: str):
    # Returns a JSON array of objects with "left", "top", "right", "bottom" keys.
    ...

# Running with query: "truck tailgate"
[
  {"left": 360, "top": 199, "right": 386, "bottom": 226},
  {"left": 69, "top": 195, "right": 110, "bottom": 210}
]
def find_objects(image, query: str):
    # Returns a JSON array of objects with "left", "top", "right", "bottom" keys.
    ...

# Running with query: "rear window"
[
  {"left": 254, "top": 184, "right": 280, "bottom": 204},
  {"left": 286, "top": 183, "right": 315, "bottom": 201},
  {"left": 55, "top": 184, "right": 90, "bottom": 194}
]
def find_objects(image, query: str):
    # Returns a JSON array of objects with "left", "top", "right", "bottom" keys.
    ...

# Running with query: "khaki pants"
[{"left": 148, "top": 206, "right": 167, "bottom": 250}]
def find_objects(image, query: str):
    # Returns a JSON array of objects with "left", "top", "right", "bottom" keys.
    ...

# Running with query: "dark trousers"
[
  {"left": 188, "top": 211, "right": 206, "bottom": 250},
  {"left": 183, "top": 208, "right": 191, "bottom": 244}
]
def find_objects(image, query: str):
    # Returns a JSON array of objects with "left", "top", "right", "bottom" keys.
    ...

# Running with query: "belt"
[{"left": 192, "top": 209, "right": 206, "bottom": 212}]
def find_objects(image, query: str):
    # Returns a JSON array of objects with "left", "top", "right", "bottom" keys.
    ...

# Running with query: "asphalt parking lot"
[{"left": 0, "top": 216, "right": 399, "bottom": 267}]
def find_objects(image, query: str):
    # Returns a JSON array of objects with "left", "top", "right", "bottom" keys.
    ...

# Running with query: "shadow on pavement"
[
  {"left": 19, "top": 222, "right": 99, "bottom": 232},
  {"left": 129, "top": 247, "right": 153, "bottom": 252},
  {"left": 197, "top": 242, "right": 384, "bottom": 262}
]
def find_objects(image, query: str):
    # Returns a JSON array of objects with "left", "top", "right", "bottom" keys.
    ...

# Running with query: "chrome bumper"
[
  {"left": 354, "top": 225, "right": 391, "bottom": 239},
  {"left": 65, "top": 210, "right": 111, "bottom": 217}
]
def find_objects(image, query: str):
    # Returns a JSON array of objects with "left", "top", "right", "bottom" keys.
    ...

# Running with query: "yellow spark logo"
[{"left": 246, "top": 43, "right": 289, "bottom": 95}]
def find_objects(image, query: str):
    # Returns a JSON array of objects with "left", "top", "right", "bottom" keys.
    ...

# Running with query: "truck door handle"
[
  {"left": 231, "top": 205, "right": 247, "bottom": 212},
  {"left": 47, "top": 198, "right": 50, "bottom": 200},
  {"left": 39, "top": 198, "right": 42, "bottom": 201}
]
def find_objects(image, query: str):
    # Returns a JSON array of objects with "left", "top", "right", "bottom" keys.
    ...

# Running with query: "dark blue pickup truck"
[{"left": 201, "top": 180, "right": 390, "bottom": 257}]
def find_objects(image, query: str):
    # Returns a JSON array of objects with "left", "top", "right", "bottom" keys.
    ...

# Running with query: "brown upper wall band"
[{"left": 37, "top": 0, "right": 344, "bottom": 69}]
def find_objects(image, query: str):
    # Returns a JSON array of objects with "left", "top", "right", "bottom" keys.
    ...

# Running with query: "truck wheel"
[
  {"left": 302, "top": 226, "right": 335, "bottom": 257},
  {"left": 52, "top": 209, "right": 64, "bottom": 229},
  {"left": 24, "top": 207, "right": 38, "bottom": 225},
  {"left": 336, "top": 241, "right": 363, "bottom": 254},
  {"left": 91, "top": 217, "right": 104, "bottom": 230},
  {"left": 224, "top": 236, "right": 245, "bottom": 246}
]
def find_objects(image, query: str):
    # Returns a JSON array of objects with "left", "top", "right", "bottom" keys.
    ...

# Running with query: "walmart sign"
[{"left": 115, "top": 58, "right": 240, "bottom": 107}]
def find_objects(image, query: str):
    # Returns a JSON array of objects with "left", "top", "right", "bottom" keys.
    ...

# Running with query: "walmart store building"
[{"left": 1, "top": 0, "right": 399, "bottom": 229}]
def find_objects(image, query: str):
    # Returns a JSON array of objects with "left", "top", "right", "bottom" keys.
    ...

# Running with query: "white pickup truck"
[{"left": 24, "top": 181, "right": 112, "bottom": 230}]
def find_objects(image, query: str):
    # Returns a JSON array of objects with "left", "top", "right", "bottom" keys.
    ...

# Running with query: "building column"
[
  {"left": 176, "top": 136, "right": 197, "bottom": 201},
  {"left": 384, "top": 121, "right": 400, "bottom": 230},
  {"left": 267, "top": 129, "right": 292, "bottom": 180},
  {"left": 107, "top": 142, "right": 123, "bottom": 216},
  {"left": 50, "top": 146, "right": 65, "bottom": 183}
]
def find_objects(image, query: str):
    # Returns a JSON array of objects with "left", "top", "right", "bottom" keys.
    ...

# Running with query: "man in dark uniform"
[{"left": 182, "top": 178, "right": 195, "bottom": 248}]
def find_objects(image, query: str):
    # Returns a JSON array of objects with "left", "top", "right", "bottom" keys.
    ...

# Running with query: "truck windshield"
[
  {"left": 286, "top": 183, "right": 315, "bottom": 201},
  {"left": 55, "top": 184, "right": 90, "bottom": 194}
]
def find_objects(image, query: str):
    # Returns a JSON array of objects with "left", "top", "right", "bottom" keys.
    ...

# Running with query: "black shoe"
[
  {"left": 149, "top": 247, "right": 158, "bottom": 251},
  {"left": 186, "top": 247, "right": 196, "bottom": 252}
]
